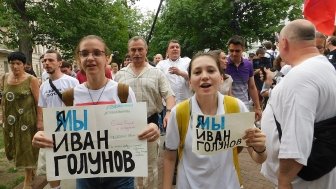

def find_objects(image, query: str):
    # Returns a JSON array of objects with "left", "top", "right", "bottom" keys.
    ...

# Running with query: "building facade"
[{"left": 0, "top": 43, "right": 46, "bottom": 77}]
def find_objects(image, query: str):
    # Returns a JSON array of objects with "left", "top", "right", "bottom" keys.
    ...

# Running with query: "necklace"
[{"left": 86, "top": 79, "right": 109, "bottom": 105}]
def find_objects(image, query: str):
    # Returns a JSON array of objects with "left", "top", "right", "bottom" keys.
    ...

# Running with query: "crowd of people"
[{"left": 1, "top": 18, "right": 335, "bottom": 189}]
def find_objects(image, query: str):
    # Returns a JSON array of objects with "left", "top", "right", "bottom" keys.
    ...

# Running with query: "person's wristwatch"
[{"left": 166, "top": 109, "right": 171, "bottom": 112}]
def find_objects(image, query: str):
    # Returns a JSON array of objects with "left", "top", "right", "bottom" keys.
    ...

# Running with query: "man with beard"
[{"left": 36, "top": 49, "right": 79, "bottom": 189}]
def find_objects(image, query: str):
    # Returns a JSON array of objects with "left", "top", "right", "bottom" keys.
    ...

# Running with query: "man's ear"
[{"left": 283, "top": 37, "right": 290, "bottom": 52}]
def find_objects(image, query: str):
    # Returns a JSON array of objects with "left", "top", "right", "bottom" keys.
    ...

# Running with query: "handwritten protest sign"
[
  {"left": 192, "top": 112, "right": 254, "bottom": 155},
  {"left": 43, "top": 102, "right": 148, "bottom": 181}
]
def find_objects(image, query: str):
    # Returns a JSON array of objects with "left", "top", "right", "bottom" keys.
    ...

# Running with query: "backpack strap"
[
  {"left": 176, "top": 99, "right": 190, "bottom": 162},
  {"left": 117, "top": 83, "right": 129, "bottom": 103},
  {"left": 274, "top": 114, "right": 282, "bottom": 141},
  {"left": 224, "top": 95, "right": 243, "bottom": 186},
  {"left": 224, "top": 95, "right": 240, "bottom": 113},
  {"left": 49, "top": 79, "right": 63, "bottom": 100},
  {"left": 62, "top": 88, "right": 74, "bottom": 106}
]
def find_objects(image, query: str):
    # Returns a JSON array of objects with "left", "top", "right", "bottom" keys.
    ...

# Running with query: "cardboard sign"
[
  {"left": 43, "top": 102, "right": 148, "bottom": 181},
  {"left": 192, "top": 112, "right": 254, "bottom": 155}
]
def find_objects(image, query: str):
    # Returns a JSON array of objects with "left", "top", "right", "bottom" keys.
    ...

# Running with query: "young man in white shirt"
[{"left": 37, "top": 49, "right": 79, "bottom": 189}]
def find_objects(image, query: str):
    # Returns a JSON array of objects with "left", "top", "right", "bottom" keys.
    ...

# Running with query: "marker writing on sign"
[
  {"left": 195, "top": 115, "right": 242, "bottom": 152},
  {"left": 53, "top": 150, "right": 135, "bottom": 176},
  {"left": 53, "top": 130, "right": 109, "bottom": 152},
  {"left": 55, "top": 110, "right": 88, "bottom": 132}
]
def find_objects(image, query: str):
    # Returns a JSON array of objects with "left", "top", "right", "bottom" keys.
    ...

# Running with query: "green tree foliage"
[
  {"left": 127, "top": 8, "right": 155, "bottom": 40},
  {"left": 0, "top": 0, "right": 36, "bottom": 64},
  {"left": 32, "top": 0, "right": 130, "bottom": 60},
  {"left": 149, "top": 0, "right": 303, "bottom": 58},
  {"left": 0, "top": 0, "right": 141, "bottom": 62}
]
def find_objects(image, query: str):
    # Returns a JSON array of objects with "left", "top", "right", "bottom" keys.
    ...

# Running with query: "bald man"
[{"left": 261, "top": 19, "right": 336, "bottom": 189}]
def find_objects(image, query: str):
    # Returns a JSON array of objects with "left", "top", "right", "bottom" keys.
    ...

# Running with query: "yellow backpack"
[{"left": 176, "top": 95, "right": 243, "bottom": 185}]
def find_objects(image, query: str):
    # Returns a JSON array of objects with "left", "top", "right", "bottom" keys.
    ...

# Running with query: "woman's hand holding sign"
[
  {"left": 32, "top": 131, "right": 53, "bottom": 148},
  {"left": 242, "top": 127, "right": 267, "bottom": 163}
]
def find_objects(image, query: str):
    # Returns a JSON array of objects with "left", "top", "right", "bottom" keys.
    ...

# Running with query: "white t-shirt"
[
  {"left": 41, "top": 70, "right": 49, "bottom": 82},
  {"left": 156, "top": 57, "right": 192, "bottom": 103},
  {"left": 219, "top": 74, "right": 233, "bottom": 95},
  {"left": 261, "top": 55, "right": 336, "bottom": 189},
  {"left": 165, "top": 92, "right": 248, "bottom": 189},
  {"left": 279, "top": 64, "right": 291, "bottom": 76},
  {"left": 38, "top": 74, "right": 79, "bottom": 108},
  {"left": 265, "top": 49, "right": 275, "bottom": 59},
  {"left": 74, "top": 79, "right": 136, "bottom": 106}
]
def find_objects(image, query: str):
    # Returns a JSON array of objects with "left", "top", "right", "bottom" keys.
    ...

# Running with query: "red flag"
[{"left": 304, "top": 0, "right": 336, "bottom": 35}]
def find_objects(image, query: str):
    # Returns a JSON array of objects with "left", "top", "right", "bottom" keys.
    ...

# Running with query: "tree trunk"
[{"left": 11, "top": 0, "right": 33, "bottom": 64}]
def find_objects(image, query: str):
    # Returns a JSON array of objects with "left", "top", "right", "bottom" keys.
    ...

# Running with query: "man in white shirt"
[
  {"left": 156, "top": 40, "right": 192, "bottom": 103},
  {"left": 261, "top": 19, "right": 336, "bottom": 189},
  {"left": 37, "top": 49, "right": 79, "bottom": 189}
]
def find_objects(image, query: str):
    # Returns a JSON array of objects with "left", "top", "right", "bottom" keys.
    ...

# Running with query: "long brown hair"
[{"left": 208, "top": 50, "right": 229, "bottom": 80}]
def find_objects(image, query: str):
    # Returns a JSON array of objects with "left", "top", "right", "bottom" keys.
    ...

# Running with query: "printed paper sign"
[
  {"left": 192, "top": 112, "right": 254, "bottom": 155},
  {"left": 43, "top": 102, "right": 148, "bottom": 181}
]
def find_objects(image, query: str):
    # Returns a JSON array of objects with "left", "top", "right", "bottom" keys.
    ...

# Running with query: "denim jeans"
[{"left": 76, "top": 177, "right": 134, "bottom": 189}]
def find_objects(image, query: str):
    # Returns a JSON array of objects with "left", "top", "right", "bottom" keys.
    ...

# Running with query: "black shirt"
[{"left": 327, "top": 49, "right": 336, "bottom": 69}]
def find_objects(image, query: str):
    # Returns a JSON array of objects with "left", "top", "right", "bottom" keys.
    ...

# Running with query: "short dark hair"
[
  {"left": 168, "top": 39, "right": 180, "bottom": 48},
  {"left": 45, "top": 49, "right": 62, "bottom": 61},
  {"left": 61, "top": 61, "right": 72, "bottom": 68},
  {"left": 227, "top": 35, "right": 245, "bottom": 48},
  {"left": 249, "top": 53, "right": 255, "bottom": 58},
  {"left": 128, "top": 36, "right": 147, "bottom": 49},
  {"left": 8, "top": 51, "right": 26, "bottom": 64},
  {"left": 263, "top": 41, "right": 272, "bottom": 49},
  {"left": 329, "top": 36, "right": 336, "bottom": 46},
  {"left": 256, "top": 48, "right": 265, "bottom": 56},
  {"left": 124, "top": 54, "right": 131, "bottom": 60}
]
